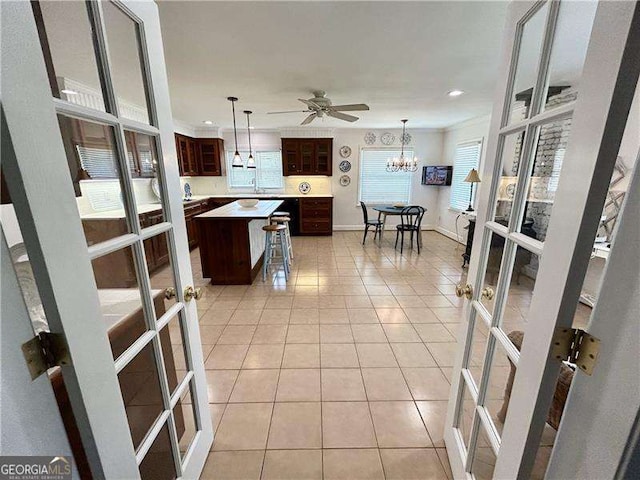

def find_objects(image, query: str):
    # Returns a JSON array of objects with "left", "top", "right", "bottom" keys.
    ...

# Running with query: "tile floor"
[
  {"left": 181, "top": 231, "right": 467, "bottom": 479},
  {"left": 160, "top": 230, "right": 587, "bottom": 479}
]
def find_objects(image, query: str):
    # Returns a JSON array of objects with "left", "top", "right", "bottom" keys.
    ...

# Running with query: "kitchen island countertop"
[{"left": 196, "top": 200, "right": 283, "bottom": 219}]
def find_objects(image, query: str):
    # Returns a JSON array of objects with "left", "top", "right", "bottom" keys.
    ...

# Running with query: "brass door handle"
[
  {"left": 481, "top": 287, "right": 495, "bottom": 301},
  {"left": 165, "top": 287, "right": 176, "bottom": 300},
  {"left": 455, "top": 283, "right": 473, "bottom": 300},
  {"left": 184, "top": 285, "right": 202, "bottom": 301}
]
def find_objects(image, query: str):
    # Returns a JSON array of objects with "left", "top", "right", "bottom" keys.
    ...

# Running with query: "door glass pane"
[
  {"left": 493, "top": 131, "right": 526, "bottom": 224},
  {"left": 34, "top": 1, "right": 106, "bottom": 111},
  {"left": 91, "top": 246, "right": 147, "bottom": 360},
  {"left": 479, "top": 231, "right": 506, "bottom": 316},
  {"left": 139, "top": 422, "right": 177, "bottom": 480},
  {"left": 456, "top": 381, "right": 476, "bottom": 452},
  {"left": 501, "top": 250, "right": 539, "bottom": 332},
  {"left": 102, "top": 1, "right": 151, "bottom": 124},
  {"left": 467, "top": 316, "right": 489, "bottom": 387},
  {"left": 470, "top": 430, "right": 497, "bottom": 480},
  {"left": 160, "top": 313, "right": 189, "bottom": 396},
  {"left": 542, "top": 1, "right": 597, "bottom": 112},
  {"left": 118, "top": 341, "right": 164, "bottom": 450},
  {"left": 482, "top": 337, "right": 514, "bottom": 438},
  {"left": 146, "top": 232, "right": 178, "bottom": 318},
  {"left": 506, "top": 2, "right": 550, "bottom": 124},
  {"left": 125, "top": 131, "right": 166, "bottom": 224},
  {"left": 522, "top": 119, "right": 573, "bottom": 242},
  {"left": 58, "top": 115, "right": 132, "bottom": 247},
  {"left": 174, "top": 381, "right": 198, "bottom": 461}
]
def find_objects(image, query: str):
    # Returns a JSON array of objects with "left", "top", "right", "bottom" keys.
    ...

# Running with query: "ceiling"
[{"left": 157, "top": 1, "right": 508, "bottom": 130}]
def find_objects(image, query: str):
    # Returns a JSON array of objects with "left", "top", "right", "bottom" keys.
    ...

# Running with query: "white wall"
[
  {"left": 330, "top": 128, "right": 443, "bottom": 229},
  {"left": 435, "top": 115, "right": 492, "bottom": 243},
  {"left": 180, "top": 127, "right": 446, "bottom": 229}
]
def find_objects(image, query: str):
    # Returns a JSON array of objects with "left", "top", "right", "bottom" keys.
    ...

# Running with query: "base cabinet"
[{"left": 299, "top": 197, "right": 333, "bottom": 235}]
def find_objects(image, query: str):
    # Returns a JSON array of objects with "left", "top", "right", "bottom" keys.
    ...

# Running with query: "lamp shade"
[{"left": 463, "top": 168, "right": 481, "bottom": 183}]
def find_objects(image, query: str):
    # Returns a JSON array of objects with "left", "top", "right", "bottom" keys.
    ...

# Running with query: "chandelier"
[{"left": 386, "top": 119, "right": 418, "bottom": 172}]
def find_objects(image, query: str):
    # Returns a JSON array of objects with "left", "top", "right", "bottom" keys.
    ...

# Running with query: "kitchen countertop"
[
  {"left": 196, "top": 200, "right": 284, "bottom": 219},
  {"left": 205, "top": 193, "right": 333, "bottom": 198},
  {"left": 80, "top": 193, "right": 332, "bottom": 220}
]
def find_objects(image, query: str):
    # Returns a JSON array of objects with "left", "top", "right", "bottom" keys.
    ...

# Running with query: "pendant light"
[
  {"left": 386, "top": 119, "right": 418, "bottom": 172},
  {"left": 227, "top": 96, "right": 243, "bottom": 168},
  {"left": 244, "top": 110, "right": 256, "bottom": 169}
]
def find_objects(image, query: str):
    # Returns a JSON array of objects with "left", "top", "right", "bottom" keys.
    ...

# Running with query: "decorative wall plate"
[
  {"left": 298, "top": 181, "right": 312, "bottom": 194},
  {"left": 339, "top": 160, "right": 352, "bottom": 173},
  {"left": 381, "top": 132, "right": 395, "bottom": 145},
  {"left": 400, "top": 132, "right": 412, "bottom": 145},
  {"left": 339, "top": 175, "right": 351, "bottom": 187},
  {"left": 339, "top": 145, "right": 352, "bottom": 158},
  {"left": 364, "top": 132, "right": 376, "bottom": 145}
]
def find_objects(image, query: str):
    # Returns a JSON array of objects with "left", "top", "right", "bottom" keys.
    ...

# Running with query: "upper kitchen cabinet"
[
  {"left": 198, "top": 138, "right": 224, "bottom": 176},
  {"left": 174, "top": 133, "right": 223, "bottom": 176},
  {"left": 175, "top": 133, "right": 199, "bottom": 176},
  {"left": 281, "top": 138, "right": 333, "bottom": 176}
]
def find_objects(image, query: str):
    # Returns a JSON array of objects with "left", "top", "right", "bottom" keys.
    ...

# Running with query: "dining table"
[{"left": 372, "top": 205, "right": 410, "bottom": 242}]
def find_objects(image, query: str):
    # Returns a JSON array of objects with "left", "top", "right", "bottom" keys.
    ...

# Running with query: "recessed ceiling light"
[
  {"left": 61, "top": 89, "right": 78, "bottom": 95},
  {"left": 203, "top": 120, "right": 214, "bottom": 125},
  {"left": 447, "top": 90, "right": 464, "bottom": 97}
]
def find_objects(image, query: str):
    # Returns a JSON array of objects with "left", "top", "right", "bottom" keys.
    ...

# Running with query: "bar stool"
[
  {"left": 262, "top": 224, "right": 289, "bottom": 281},
  {"left": 271, "top": 213, "right": 294, "bottom": 263}
]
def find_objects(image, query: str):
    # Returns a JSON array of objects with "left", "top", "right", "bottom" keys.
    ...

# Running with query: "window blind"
[
  {"left": 226, "top": 150, "right": 284, "bottom": 189},
  {"left": 449, "top": 140, "right": 482, "bottom": 211},
  {"left": 359, "top": 149, "right": 413, "bottom": 204},
  {"left": 76, "top": 145, "right": 119, "bottom": 178}
]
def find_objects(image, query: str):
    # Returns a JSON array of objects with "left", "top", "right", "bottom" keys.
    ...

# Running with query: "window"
[
  {"left": 449, "top": 140, "right": 482, "bottom": 211},
  {"left": 225, "top": 150, "right": 284, "bottom": 189},
  {"left": 359, "top": 148, "right": 413, "bottom": 204}
]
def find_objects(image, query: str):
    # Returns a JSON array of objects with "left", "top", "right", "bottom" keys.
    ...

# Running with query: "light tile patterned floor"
[{"left": 188, "top": 231, "right": 463, "bottom": 479}]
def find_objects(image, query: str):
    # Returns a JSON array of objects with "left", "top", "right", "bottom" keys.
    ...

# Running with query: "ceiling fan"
[{"left": 268, "top": 91, "right": 369, "bottom": 125}]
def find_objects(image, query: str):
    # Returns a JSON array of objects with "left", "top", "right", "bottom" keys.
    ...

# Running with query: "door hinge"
[
  {"left": 551, "top": 327, "right": 600, "bottom": 376},
  {"left": 21, "top": 332, "right": 71, "bottom": 380}
]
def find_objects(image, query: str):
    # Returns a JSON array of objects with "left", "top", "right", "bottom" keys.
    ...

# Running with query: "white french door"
[
  {"left": 444, "top": 1, "right": 639, "bottom": 478},
  {"left": 2, "top": 1, "right": 212, "bottom": 478}
]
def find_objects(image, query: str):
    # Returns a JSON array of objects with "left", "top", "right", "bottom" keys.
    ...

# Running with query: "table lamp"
[{"left": 464, "top": 168, "right": 481, "bottom": 211}]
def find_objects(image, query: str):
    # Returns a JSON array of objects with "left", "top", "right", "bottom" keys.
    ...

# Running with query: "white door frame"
[
  {"left": 545, "top": 145, "right": 640, "bottom": 479},
  {"left": 2, "top": 1, "right": 212, "bottom": 478},
  {"left": 444, "top": 1, "right": 640, "bottom": 478},
  {"left": 0, "top": 231, "right": 78, "bottom": 479}
]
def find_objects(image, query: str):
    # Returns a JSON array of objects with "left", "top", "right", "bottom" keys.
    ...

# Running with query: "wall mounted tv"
[{"left": 422, "top": 166, "right": 453, "bottom": 186}]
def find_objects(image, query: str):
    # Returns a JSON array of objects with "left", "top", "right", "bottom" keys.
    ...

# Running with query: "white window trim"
[
  {"left": 225, "top": 149, "right": 284, "bottom": 190},
  {"left": 448, "top": 137, "right": 484, "bottom": 213},
  {"left": 357, "top": 146, "right": 414, "bottom": 207}
]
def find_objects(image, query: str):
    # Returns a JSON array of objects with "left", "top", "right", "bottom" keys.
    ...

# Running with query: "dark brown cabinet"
[
  {"left": 281, "top": 138, "right": 333, "bottom": 176},
  {"left": 175, "top": 134, "right": 199, "bottom": 176},
  {"left": 198, "top": 138, "right": 224, "bottom": 176},
  {"left": 299, "top": 197, "right": 333, "bottom": 235},
  {"left": 174, "top": 134, "right": 223, "bottom": 177}
]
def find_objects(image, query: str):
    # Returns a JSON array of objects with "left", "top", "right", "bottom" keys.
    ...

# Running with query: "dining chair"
[
  {"left": 395, "top": 206, "right": 426, "bottom": 254},
  {"left": 360, "top": 201, "right": 383, "bottom": 245}
]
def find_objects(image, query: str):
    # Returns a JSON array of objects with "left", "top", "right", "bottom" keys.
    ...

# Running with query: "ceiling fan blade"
[
  {"left": 300, "top": 112, "right": 317, "bottom": 125},
  {"left": 298, "top": 98, "right": 321, "bottom": 109},
  {"left": 328, "top": 104, "right": 370, "bottom": 112},
  {"left": 267, "top": 110, "right": 310, "bottom": 115},
  {"left": 327, "top": 111, "right": 358, "bottom": 122}
]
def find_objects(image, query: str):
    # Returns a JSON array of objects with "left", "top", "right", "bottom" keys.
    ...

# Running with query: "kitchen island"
[{"left": 196, "top": 200, "right": 284, "bottom": 285}]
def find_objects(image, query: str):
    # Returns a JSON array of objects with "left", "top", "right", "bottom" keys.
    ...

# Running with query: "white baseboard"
[
  {"left": 435, "top": 226, "right": 465, "bottom": 244},
  {"left": 333, "top": 224, "right": 436, "bottom": 231}
]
